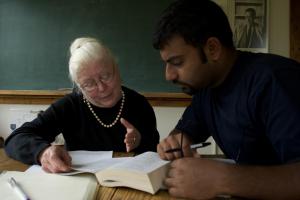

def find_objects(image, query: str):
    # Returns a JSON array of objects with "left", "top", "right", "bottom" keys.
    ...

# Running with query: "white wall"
[
  {"left": 153, "top": 107, "right": 185, "bottom": 139},
  {"left": 0, "top": 104, "right": 49, "bottom": 139},
  {"left": 269, "top": 0, "right": 290, "bottom": 57}
]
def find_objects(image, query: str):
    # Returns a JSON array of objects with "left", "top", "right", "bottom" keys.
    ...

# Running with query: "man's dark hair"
[{"left": 153, "top": 0, "right": 234, "bottom": 50}]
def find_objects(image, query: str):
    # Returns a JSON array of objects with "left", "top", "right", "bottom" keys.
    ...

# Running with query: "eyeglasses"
[{"left": 79, "top": 69, "right": 115, "bottom": 92}]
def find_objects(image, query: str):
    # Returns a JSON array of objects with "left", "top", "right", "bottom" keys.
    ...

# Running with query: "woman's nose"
[{"left": 96, "top": 80, "right": 106, "bottom": 92}]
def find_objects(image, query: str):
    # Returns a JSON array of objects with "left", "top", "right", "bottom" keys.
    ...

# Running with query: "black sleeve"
[
  {"left": 136, "top": 99, "right": 159, "bottom": 152},
  {"left": 126, "top": 93, "right": 159, "bottom": 153},
  {"left": 4, "top": 95, "right": 74, "bottom": 165}
]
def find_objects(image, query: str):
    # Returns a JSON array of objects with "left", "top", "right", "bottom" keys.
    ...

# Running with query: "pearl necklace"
[{"left": 83, "top": 91, "right": 125, "bottom": 128}]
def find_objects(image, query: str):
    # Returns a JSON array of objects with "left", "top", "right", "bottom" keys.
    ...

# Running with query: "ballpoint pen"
[
  {"left": 165, "top": 142, "right": 211, "bottom": 153},
  {"left": 7, "top": 177, "right": 31, "bottom": 200},
  {"left": 190, "top": 142, "right": 211, "bottom": 149}
]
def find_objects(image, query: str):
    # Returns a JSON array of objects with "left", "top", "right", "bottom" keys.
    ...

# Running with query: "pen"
[
  {"left": 165, "top": 142, "right": 211, "bottom": 153},
  {"left": 8, "top": 177, "right": 31, "bottom": 200},
  {"left": 190, "top": 142, "right": 211, "bottom": 149}
]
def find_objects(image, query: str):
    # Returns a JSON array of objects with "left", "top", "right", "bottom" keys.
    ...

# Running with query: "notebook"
[{"left": 0, "top": 171, "right": 98, "bottom": 200}]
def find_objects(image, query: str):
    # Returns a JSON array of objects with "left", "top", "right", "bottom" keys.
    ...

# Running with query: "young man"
[{"left": 153, "top": 0, "right": 300, "bottom": 199}]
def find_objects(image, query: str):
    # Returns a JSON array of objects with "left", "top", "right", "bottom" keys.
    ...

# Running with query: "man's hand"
[
  {"left": 157, "top": 132, "right": 194, "bottom": 160},
  {"left": 165, "top": 157, "right": 228, "bottom": 199},
  {"left": 121, "top": 118, "right": 141, "bottom": 152},
  {"left": 38, "top": 145, "right": 72, "bottom": 173}
]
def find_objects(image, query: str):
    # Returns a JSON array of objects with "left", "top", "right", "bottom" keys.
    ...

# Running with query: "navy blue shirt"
[{"left": 176, "top": 51, "right": 300, "bottom": 165}]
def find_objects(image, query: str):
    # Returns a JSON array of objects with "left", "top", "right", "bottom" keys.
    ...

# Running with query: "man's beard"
[
  {"left": 172, "top": 80, "right": 198, "bottom": 96},
  {"left": 181, "top": 86, "right": 197, "bottom": 96}
]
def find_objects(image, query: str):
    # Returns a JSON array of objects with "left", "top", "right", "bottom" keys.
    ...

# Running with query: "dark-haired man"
[{"left": 153, "top": 0, "right": 300, "bottom": 199}]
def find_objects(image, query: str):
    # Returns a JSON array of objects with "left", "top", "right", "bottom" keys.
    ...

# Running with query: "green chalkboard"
[{"left": 0, "top": 0, "right": 179, "bottom": 92}]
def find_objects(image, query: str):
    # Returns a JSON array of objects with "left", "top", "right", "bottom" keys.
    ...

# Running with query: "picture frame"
[
  {"left": 213, "top": 0, "right": 269, "bottom": 53},
  {"left": 232, "top": 0, "right": 269, "bottom": 52}
]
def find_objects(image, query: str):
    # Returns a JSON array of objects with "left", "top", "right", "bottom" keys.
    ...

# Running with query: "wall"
[
  {"left": 0, "top": 0, "right": 290, "bottom": 155},
  {"left": 0, "top": 104, "right": 49, "bottom": 139},
  {"left": 269, "top": 0, "right": 290, "bottom": 57}
]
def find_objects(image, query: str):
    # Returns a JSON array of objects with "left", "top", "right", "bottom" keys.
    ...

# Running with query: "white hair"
[{"left": 68, "top": 37, "right": 116, "bottom": 82}]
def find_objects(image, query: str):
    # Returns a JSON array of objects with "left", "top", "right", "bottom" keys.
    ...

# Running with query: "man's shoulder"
[
  {"left": 248, "top": 53, "right": 300, "bottom": 72},
  {"left": 238, "top": 52, "right": 300, "bottom": 92}
]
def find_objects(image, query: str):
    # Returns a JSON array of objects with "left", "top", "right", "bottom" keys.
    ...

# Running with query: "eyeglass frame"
[{"left": 77, "top": 66, "right": 116, "bottom": 92}]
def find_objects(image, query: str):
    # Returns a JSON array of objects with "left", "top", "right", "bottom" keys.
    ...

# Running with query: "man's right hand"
[
  {"left": 157, "top": 132, "right": 194, "bottom": 160},
  {"left": 38, "top": 145, "right": 72, "bottom": 173}
]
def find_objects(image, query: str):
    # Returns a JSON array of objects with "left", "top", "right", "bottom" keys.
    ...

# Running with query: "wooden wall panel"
[
  {"left": 290, "top": 0, "right": 300, "bottom": 62},
  {"left": 0, "top": 90, "right": 191, "bottom": 107}
]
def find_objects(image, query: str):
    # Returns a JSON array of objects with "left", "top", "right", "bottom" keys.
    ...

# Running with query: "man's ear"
[{"left": 204, "top": 37, "right": 222, "bottom": 61}]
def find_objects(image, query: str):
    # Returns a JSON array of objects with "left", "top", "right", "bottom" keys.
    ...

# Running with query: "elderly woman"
[{"left": 5, "top": 37, "right": 160, "bottom": 173}]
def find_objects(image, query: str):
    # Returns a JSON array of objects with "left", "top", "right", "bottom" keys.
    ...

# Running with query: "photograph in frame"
[{"left": 233, "top": 0, "right": 268, "bottom": 52}]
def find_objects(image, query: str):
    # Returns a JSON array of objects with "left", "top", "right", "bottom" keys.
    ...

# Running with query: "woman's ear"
[{"left": 204, "top": 37, "right": 222, "bottom": 61}]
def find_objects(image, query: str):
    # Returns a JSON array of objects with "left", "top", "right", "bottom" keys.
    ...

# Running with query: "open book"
[
  {"left": 27, "top": 151, "right": 170, "bottom": 195},
  {"left": 68, "top": 151, "right": 170, "bottom": 194},
  {"left": 95, "top": 151, "right": 170, "bottom": 194}
]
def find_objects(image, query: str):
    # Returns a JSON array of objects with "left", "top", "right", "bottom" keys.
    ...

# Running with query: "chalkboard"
[{"left": 0, "top": 0, "right": 179, "bottom": 92}]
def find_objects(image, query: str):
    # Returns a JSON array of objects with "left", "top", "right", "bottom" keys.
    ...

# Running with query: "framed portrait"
[
  {"left": 232, "top": 0, "right": 269, "bottom": 52},
  {"left": 213, "top": 0, "right": 269, "bottom": 52}
]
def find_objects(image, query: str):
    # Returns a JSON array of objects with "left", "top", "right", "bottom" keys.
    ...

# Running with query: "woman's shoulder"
[
  {"left": 122, "top": 86, "right": 144, "bottom": 98},
  {"left": 122, "top": 86, "right": 149, "bottom": 104},
  {"left": 52, "top": 91, "right": 83, "bottom": 107}
]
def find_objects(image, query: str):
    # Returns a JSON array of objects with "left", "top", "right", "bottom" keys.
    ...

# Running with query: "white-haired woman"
[{"left": 5, "top": 37, "right": 159, "bottom": 173}]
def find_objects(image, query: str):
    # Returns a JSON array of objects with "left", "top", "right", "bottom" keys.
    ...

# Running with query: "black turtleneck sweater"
[{"left": 5, "top": 86, "right": 160, "bottom": 164}]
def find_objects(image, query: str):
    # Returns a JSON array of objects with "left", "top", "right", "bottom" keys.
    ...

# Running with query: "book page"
[
  {"left": 68, "top": 150, "right": 113, "bottom": 165},
  {"left": 26, "top": 150, "right": 115, "bottom": 175},
  {"left": 108, "top": 152, "right": 170, "bottom": 173},
  {"left": 26, "top": 165, "right": 45, "bottom": 173},
  {"left": 70, "top": 157, "right": 131, "bottom": 174},
  {"left": 26, "top": 158, "right": 130, "bottom": 175}
]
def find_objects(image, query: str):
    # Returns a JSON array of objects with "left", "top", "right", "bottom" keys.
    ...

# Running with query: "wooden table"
[{"left": 0, "top": 149, "right": 238, "bottom": 200}]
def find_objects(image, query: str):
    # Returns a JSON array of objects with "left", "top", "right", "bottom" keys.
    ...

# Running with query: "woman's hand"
[
  {"left": 38, "top": 145, "right": 72, "bottom": 173},
  {"left": 121, "top": 118, "right": 141, "bottom": 152}
]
